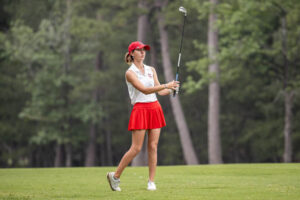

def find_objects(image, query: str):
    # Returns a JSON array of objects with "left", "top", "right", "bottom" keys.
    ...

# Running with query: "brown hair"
[{"left": 124, "top": 52, "right": 134, "bottom": 65}]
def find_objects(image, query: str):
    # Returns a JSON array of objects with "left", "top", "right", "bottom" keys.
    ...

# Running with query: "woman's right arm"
[{"left": 125, "top": 70, "right": 178, "bottom": 95}]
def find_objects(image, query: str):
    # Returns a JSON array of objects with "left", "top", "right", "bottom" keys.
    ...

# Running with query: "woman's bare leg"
[
  {"left": 114, "top": 130, "right": 146, "bottom": 178},
  {"left": 147, "top": 128, "right": 161, "bottom": 182}
]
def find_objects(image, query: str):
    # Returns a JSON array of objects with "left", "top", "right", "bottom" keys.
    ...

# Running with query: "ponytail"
[{"left": 124, "top": 52, "right": 134, "bottom": 65}]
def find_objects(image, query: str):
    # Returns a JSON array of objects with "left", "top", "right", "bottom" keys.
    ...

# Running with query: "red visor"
[{"left": 128, "top": 41, "right": 150, "bottom": 53}]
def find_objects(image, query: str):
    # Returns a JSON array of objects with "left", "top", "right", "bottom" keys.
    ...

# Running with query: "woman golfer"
[{"left": 107, "top": 41, "right": 179, "bottom": 191}]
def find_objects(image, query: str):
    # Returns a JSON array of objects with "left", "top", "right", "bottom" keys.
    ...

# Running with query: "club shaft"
[{"left": 173, "top": 14, "right": 186, "bottom": 97}]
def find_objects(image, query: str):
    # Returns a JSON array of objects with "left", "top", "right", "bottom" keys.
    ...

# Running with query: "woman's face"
[{"left": 131, "top": 48, "right": 146, "bottom": 62}]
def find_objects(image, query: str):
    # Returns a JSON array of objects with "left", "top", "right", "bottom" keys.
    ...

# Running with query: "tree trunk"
[
  {"left": 137, "top": 0, "right": 148, "bottom": 43},
  {"left": 156, "top": 1, "right": 199, "bottom": 165},
  {"left": 54, "top": 143, "right": 64, "bottom": 167},
  {"left": 100, "top": 117, "right": 113, "bottom": 166},
  {"left": 65, "top": 143, "right": 72, "bottom": 167},
  {"left": 100, "top": 136, "right": 106, "bottom": 165},
  {"left": 60, "top": 0, "right": 73, "bottom": 167},
  {"left": 131, "top": 0, "right": 150, "bottom": 166},
  {"left": 85, "top": 124, "right": 97, "bottom": 166},
  {"left": 283, "top": 91, "right": 293, "bottom": 162},
  {"left": 85, "top": 51, "right": 104, "bottom": 166},
  {"left": 150, "top": 39, "right": 158, "bottom": 68},
  {"left": 105, "top": 118, "right": 113, "bottom": 166},
  {"left": 281, "top": 15, "right": 293, "bottom": 163},
  {"left": 207, "top": 0, "right": 223, "bottom": 164}
]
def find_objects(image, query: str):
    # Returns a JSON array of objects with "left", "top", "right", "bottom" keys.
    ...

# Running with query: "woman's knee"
[
  {"left": 130, "top": 145, "right": 142, "bottom": 155},
  {"left": 148, "top": 142, "right": 158, "bottom": 153}
]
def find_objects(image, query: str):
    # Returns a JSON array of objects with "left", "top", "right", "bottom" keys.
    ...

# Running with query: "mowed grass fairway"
[{"left": 0, "top": 164, "right": 299, "bottom": 200}]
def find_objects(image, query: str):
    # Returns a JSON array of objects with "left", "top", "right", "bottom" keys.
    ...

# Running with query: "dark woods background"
[{"left": 0, "top": 0, "right": 299, "bottom": 167}]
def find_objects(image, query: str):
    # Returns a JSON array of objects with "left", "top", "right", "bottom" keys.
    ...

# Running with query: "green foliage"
[
  {"left": 0, "top": 31, "right": 34, "bottom": 167},
  {"left": 3, "top": 1, "right": 110, "bottom": 165},
  {"left": 184, "top": 0, "right": 300, "bottom": 163}
]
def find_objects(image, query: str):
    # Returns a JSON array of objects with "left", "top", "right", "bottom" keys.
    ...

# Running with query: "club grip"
[{"left": 173, "top": 74, "right": 179, "bottom": 97}]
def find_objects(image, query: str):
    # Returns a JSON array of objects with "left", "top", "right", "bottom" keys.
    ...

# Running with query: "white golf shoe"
[
  {"left": 107, "top": 172, "right": 121, "bottom": 191},
  {"left": 147, "top": 180, "right": 156, "bottom": 191}
]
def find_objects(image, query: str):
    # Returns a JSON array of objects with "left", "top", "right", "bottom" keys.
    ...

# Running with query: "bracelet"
[{"left": 164, "top": 84, "right": 167, "bottom": 89}]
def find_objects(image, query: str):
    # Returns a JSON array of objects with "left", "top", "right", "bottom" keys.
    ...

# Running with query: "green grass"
[{"left": 0, "top": 164, "right": 299, "bottom": 200}]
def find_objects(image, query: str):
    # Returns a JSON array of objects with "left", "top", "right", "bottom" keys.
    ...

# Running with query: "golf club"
[{"left": 173, "top": 6, "right": 187, "bottom": 97}]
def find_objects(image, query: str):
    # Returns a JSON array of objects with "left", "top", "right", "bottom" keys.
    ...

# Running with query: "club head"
[{"left": 179, "top": 6, "right": 187, "bottom": 16}]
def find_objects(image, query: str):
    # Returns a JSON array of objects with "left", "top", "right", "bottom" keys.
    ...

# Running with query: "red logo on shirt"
[{"left": 148, "top": 73, "right": 153, "bottom": 78}]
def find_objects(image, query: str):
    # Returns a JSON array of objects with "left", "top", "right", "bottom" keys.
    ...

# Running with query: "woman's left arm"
[{"left": 151, "top": 67, "right": 173, "bottom": 96}]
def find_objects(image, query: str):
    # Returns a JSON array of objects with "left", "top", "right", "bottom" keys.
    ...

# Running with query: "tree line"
[{"left": 0, "top": 0, "right": 299, "bottom": 167}]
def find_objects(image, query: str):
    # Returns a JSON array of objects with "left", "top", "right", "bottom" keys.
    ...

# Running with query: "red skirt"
[{"left": 128, "top": 101, "right": 166, "bottom": 131}]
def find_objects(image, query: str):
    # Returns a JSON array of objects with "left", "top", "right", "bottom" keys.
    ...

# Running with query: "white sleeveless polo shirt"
[{"left": 126, "top": 64, "right": 157, "bottom": 105}]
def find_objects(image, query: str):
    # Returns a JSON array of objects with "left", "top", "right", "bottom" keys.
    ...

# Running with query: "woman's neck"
[{"left": 134, "top": 61, "right": 144, "bottom": 69}]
